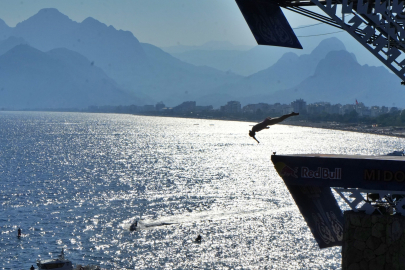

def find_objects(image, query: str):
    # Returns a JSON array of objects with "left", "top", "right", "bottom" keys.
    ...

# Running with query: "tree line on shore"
[{"left": 86, "top": 103, "right": 405, "bottom": 127}]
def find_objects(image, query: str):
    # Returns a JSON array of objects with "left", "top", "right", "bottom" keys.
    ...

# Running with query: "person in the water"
[
  {"left": 130, "top": 220, "right": 138, "bottom": 231},
  {"left": 249, "top": 112, "right": 299, "bottom": 143}
]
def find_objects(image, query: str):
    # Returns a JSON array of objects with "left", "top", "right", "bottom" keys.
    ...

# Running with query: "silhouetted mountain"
[
  {"left": 4, "top": 8, "right": 241, "bottom": 107},
  {"left": 162, "top": 40, "right": 253, "bottom": 54},
  {"left": 12, "top": 8, "right": 77, "bottom": 51},
  {"left": 11, "top": 9, "right": 147, "bottom": 84},
  {"left": 198, "top": 38, "right": 348, "bottom": 107},
  {"left": 0, "top": 36, "right": 28, "bottom": 56},
  {"left": 267, "top": 50, "right": 405, "bottom": 106},
  {"left": 1, "top": 9, "right": 402, "bottom": 109},
  {"left": 0, "top": 45, "right": 143, "bottom": 110},
  {"left": 139, "top": 43, "right": 241, "bottom": 105},
  {"left": 168, "top": 24, "right": 385, "bottom": 76},
  {"left": 0, "top": 18, "right": 11, "bottom": 40},
  {"left": 170, "top": 45, "right": 303, "bottom": 76},
  {"left": 246, "top": 38, "right": 348, "bottom": 91}
]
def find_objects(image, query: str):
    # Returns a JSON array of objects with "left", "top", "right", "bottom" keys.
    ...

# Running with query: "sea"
[{"left": 1, "top": 111, "right": 404, "bottom": 270}]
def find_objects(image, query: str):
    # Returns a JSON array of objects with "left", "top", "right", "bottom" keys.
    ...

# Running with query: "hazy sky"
[{"left": 0, "top": 0, "right": 317, "bottom": 47}]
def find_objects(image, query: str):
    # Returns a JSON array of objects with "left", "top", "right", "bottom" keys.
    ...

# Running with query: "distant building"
[
  {"left": 341, "top": 104, "right": 356, "bottom": 115},
  {"left": 155, "top": 102, "right": 165, "bottom": 111},
  {"left": 270, "top": 103, "right": 286, "bottom": 115},
  {"left": 243, "top": 103, "right": 272, "bottom": 114},
  {"left": 220, "top": 101, "right": 241, "bottom": 113},
  {"left": 370, "top": 106, "right": 381, "bottom": 117},
  {"left": 195, "top": 105, "right": 213, "bottom": 112},
  {"left": 282, "top": 106, "right": 294, "bottom": 114},
  {"left": 390, "top": 107, "right": 399, "bottom": 113},
  {"left": 330, "top": 104, "right": 341, "bottom": 115},
  {"left": 139, "top": 105, "right": 155, "bottom": 112},
  {"left": 291, "top": 99, "right": 307, "bottom": 113},
  {"left": 173, "top": 101, "right": 196, "bottom": 112},
  {"left": 307, "top": 102, "right": 330, "bottom": 115}
]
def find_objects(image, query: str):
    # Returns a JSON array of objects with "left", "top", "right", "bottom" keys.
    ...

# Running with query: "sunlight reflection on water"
[{"left": 1, "top": 111, "right": 405, "bottom": 269}]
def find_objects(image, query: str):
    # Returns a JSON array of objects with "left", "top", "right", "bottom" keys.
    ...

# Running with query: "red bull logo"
[
  {"left": 275, "top": 162, "right": 298, "bottom": 178},
  {"left": 301, "top": 167, "right": 342, "bottom": 180}
]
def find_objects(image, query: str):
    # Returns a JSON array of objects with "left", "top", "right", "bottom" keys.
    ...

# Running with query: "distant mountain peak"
[
  {"left": 81, "top": 17, "right": 106, "bottom": 28},
  {"left": 27, "top": 8, "right": 73, "bottom": 23},
  {"left": 6, "top": 43, "right": 40, "bottom": 54},
  {"left": 14, "top": 7, "right": 76, "bottom": 32},
  {"left": 310, "top": 37, "right": 346, "bottom": 59},
  {"left": 0, "top": 18, "right": 11, "bottom": 40},
  {"left": 37, "top": 8, "right": 62, "bottom": 14},
  {"left": 0, "top": 18, "right": 9, "bottom": 28},
  {"left": 314, "top": 50, "right": 360, "bottom": 76}
]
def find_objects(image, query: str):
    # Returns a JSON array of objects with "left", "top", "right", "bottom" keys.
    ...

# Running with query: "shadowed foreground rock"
[{"left": 342, "top": 211, "right": 405, "bottom": 270}]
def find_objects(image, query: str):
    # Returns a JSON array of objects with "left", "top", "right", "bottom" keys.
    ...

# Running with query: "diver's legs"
[{"left": 264, "top": 112, "right": 299, "bottom": 126}]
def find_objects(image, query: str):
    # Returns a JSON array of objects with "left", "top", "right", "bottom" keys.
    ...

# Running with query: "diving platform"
[
  {"left": 271, "top": 154, "right": 405, "bottom": 248},
  {"left": 236, "top": 0, "right": 405, "bottom": 83}
]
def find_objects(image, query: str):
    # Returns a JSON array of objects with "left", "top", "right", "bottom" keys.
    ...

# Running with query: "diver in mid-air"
[{"left": 249, "top": 112, "right": 299, "bottom": 143}]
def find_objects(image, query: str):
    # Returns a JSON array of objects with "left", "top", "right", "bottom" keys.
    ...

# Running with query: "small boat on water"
[
  {"left": 37, "top": 249, "right": 73, "bottom": 270},
  {"left": 36, "top": 249, "right": 100, "bottom": 270},
  {"left": 386, "top": 149, "right": 405, "bottom": 156}
]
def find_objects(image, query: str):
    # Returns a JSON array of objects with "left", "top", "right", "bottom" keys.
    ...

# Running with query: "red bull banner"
[
  {"left": 272, "top": 154, "right": 405, "bottom": 191},
  {"left": 271, "top": 154, "right": 405, "bottom": 248}
]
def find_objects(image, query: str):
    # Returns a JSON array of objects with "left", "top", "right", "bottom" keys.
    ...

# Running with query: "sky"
[{"left": 0, "top": 0, "right": 318, "bottom": 47}]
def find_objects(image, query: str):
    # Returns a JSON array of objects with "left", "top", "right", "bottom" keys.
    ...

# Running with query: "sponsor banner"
[
  {"left": 235, "top": 0, "right": 302, "bottom": 49},
  {"left": 271, "top": 154, "right": 405, "bottom": 248},
  {"left": 285, "top": 185, "right": 344, "bottom": 248},
  {"left": 272, "top": 155, "right": 405, "bottom": 191}
]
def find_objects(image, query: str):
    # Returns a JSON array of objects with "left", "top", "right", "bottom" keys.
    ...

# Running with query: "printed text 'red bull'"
[{"left": 301, "top": 167, "right": 342, "bottom": 180}]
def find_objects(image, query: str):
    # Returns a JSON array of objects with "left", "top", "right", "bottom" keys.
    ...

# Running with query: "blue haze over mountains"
[{"left": 0, "top": 8, "right": 404, "bottom": 110}]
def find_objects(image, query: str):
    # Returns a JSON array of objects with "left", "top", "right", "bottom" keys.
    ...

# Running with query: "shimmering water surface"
[{"left": 1, "top": 111, "right": 405, "bottom": 269}]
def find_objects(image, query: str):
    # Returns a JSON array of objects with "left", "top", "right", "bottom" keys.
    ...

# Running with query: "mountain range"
[
  {"left": 0, "top": 8, "right": 403, "bottom": 110},
  {"left": 197, "top": 38, "right": 405, "bottom": 108},
  {"left": 0, "top": 44, "right": 138, "bottom": 109},
  {"left": 166, "top": 23, "right": 384, "bottom": 77}
]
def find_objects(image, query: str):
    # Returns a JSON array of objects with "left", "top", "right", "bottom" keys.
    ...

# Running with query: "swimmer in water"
[
  {"left": 130, "top": 220, "right": 138, "bottom": 231},
  {"left": 249, "top": 112, "right": 299, "bottom": 143}
]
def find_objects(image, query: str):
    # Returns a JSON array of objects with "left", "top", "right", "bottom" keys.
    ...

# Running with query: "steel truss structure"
[
  {"left": 333, "top": 188, "right": 405, "bottom": 215},
  {"left": 284, "top": 0, "right": 405, "bottom": 83},
  {"left": 237, "top": 0, "right": 405, "bottom": 83}
]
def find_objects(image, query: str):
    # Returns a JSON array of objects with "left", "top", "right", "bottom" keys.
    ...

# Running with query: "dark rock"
[
  {"left": 367, "top": 236, "right": 382, "bottom": 250},
  {"left": 354, "top": 240, "right": 366, "bottom": 251},
  {"left": 355, "top": 227, "right": 371, "bottom": 242},
  {"left": 372, "top": 223, "right": 384, "bottom": 238},
  {"left": 362, "top": 215, "right": 372, "bottom": 228},
  {"left": 359, "top": 259, "right": 368, "bottom": 270},
  {"left": 374, "top": 244, "right": 387, "bottom": 256},
  {"left": 348, "top": 263, "right": 360, "bottom": 270},
  {"left": 350, "top": 214, "right": 362, "bottom": 227},
  {"left": 347, "top": 246, "right": 364, "bottom": 264},
  {"left": 391, "top": 220, "right": 402, "bottom": 241},
  {"left": 364, "top": 248, "right": 376, "bottom": 261},
  {"left": 369, "top": 254, "right": 385, "bottom": 270}
]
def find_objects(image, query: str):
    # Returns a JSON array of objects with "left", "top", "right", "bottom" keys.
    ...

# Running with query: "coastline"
[
  {"left": 128, "top": 112, "right": 405, "bottom": 139},
  {"left": 8, "top": 110, "right": 405, "bottom": 139},
  {"left": 285, "top": 120, "right": 405, "bottom": 139}
]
